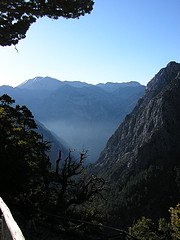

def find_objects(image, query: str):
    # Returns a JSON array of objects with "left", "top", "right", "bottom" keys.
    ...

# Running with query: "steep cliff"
[{"left": 95, "top": 61, "right": 180, "bottom": 227}]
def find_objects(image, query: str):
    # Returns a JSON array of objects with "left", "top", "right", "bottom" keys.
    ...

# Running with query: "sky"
[{"left": 0, "top": 0, "right": 180, "bottom": 87}]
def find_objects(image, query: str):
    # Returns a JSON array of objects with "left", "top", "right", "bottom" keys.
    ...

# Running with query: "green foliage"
[
  {"left": 129, "top": 203, "right": 180, "bottom": 240},
  {"left": 129, "top": 217, "right": 159, "bottom": 240},
  {"left": 104, "top": 164, "right": 180, "bottom": 228},
  {"left": 158, "top": 218, "right": 171, "bottom": 239},
  {"left": 169, "top": 203, "right": 180, "bottom": 239},
  {"left": 0, "top": 94, "right": 51, "bottom": 218},
  {"left": 0, "top": 0, "right": 94, "bottom": 46},
  {"left": 0, "top": 94, "right": 105, "bottom": 238}
]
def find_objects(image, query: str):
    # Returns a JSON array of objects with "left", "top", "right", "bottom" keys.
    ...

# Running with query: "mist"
[{"left": 42, "top": 119, "right": 118, "bottom": 163}]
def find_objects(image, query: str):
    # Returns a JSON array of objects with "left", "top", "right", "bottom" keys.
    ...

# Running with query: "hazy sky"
[{"left": 0, "top": 0, "right": 180, "bottom": 87}]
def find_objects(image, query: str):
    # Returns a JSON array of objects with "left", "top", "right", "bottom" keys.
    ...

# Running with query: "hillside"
[
  {"left": 36, "top": 120, "right": 69, "bottom": 168},
  {"left": 94, "top": 61, "right": 180, "bottom": 227},
  {"left": 0, "top": 78, "right": 145, "bottom": 162}
]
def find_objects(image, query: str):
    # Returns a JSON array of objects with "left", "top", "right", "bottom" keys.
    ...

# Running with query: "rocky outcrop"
[{"left": 94, "top": 62, "right": 180, "bottom": 227}]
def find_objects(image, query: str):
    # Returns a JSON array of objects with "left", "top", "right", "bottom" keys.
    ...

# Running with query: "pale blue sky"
[{"left": 0, "top": 0, "right": 180, "bottom": 87}]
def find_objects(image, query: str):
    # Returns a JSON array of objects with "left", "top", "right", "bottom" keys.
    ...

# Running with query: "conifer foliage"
[
  {"left": 0, "top": 94, "right": 50, "bottom": 215},
  {"left": 0, "top": 0, "right": 94, "bottom": 46},
  {"left": 0, "top": 94, "right": 104, "bottom": 238},
  {"left": 129, "top": 203, "right": 180, "bottom": 240}
]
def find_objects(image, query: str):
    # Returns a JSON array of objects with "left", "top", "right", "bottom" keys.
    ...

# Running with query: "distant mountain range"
[
  {"left": 0, "top": 77, "right": 145, "bottom": 162},
  {"left": 17, "top": 76, "right": 141, "bottom": 91},
  {"left": 94, "top": 61, "right": 180, "bottom": 227}
]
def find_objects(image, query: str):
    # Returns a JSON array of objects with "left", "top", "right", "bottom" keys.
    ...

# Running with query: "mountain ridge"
[
  {"left": 17, "top": 76, "right": 63, "bottom": 90},
  {"left": 94, "top": 61, "right": 180, "bottom": 227},
  {"left": 15, "top": 76, "right": 143, "bottom": 93},
  {"left": 0, "top": 78, "right": 145, "bottom": 162},
  {"left": 96, "top": 61, "right": 180, "bottom": 171},
  {"left": 35, "top": 120, "right": 70, "bottom": 167}
]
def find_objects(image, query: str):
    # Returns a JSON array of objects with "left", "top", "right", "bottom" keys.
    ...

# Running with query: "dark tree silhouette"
[
  {"left": 0, "top": 0, "right": 94, "bottom": 46},
  {"left": 0, "top": 94, "right": 51, "bottom": 218},
  {"left": 0, "top": 94, "right": 105, "bottom": 238},
  {"left": 47, "top": 150, "right": 105, "bottom": 216}
]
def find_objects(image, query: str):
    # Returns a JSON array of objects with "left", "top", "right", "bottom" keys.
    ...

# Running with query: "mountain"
[
  {"left": 97, "top": 81, "right": 141, "bottom": 92},
  {"left": 18, "top": 76, "right": 140, "bottom": 92},
  {"left": 94, "top": 61, "right": 180, "bottom": 228},
  {"left": 18, "top": 76, "right": 91, "bottom": 90},
  {"left": 0, "top": 77, "right": 145, "bottom": 162},
  {"left": 35, "top": 120, "right": 70, "bottom": 167},
  {"left": 64, "top": 80, "right": 91, "bottom": 88},
  {"left": 18, "top": 76, "right": 63, "bottom": 90}
]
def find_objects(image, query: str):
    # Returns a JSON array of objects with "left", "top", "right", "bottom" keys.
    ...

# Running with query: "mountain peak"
[
  {"left": 97, "top": 81, "right": 142, "bottom": 92},
  {"left": 94, "top": 61, "right": 180, "bottom": 227},
  {"left": 146, "top": 61, "right": 180, "bottom": 97},
  {"left": 17, "top": 76, "right": 63, "bottom": 90},
  {"left": 166, "top": 60, "right": 179, "bottom": 68}
]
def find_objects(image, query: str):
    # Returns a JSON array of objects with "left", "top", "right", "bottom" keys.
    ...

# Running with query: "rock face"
[{"left": 94, "top": 61, "right": 180, "bottom": 227}]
